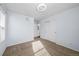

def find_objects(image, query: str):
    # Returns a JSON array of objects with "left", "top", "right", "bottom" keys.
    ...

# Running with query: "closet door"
[{"left": 0, "top": 10, "right": 5, "bottom": 43}]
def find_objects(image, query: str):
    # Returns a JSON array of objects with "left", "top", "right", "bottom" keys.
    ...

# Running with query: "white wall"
[
  {"left": 34, "top": 23, "right": 39, "bottom": 37},
  {"left": 40, "top": 6, "right": 79, "bottom": 52},
  {"left": 6, "top": 11, "right": 34, "bottom": 46}
]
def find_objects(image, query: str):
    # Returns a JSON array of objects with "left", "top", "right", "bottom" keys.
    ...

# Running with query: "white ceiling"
[{"left": 1, "top": 3, "right": 79, "bottom": 22}]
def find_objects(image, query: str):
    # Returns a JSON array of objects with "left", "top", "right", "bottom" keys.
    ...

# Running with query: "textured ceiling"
[{"left": 1, "top": 3, "right": 79, "bottom": 22}]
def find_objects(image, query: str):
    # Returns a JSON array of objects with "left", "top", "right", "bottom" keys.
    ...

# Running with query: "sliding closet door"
[{"left": 0, "top": 10, "right": 5, "bottom": 43}]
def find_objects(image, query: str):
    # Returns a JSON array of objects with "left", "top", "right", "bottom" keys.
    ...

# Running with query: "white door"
[
  {"left": 52, "top": 19, "right": 56, "bottom": 40},
  {"left": 47, "top": 19, "right": 56, "bottom": 41},
  {"left": 0, "top": 26, "right": 5, "bottom": 43},
  {"left": 0, "top": 10, "right": 5, "bottom": 43}
]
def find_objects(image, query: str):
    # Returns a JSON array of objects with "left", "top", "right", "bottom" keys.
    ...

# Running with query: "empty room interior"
[{"left": 0, "top": 3, "right": 79, "bottom": 56}]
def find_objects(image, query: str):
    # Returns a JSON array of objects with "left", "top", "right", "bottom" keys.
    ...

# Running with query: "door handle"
[
  {"left": 2, "top": 27, "right": 4, "bottom": 29},
  {"left": 54, "top": 32, "right": 56, "bottom": 33},
  {"left": 0, "top": 26, "right": 5, "bottom": 29}
]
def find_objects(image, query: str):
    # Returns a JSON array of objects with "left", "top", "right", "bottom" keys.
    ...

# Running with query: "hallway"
[{"left": 3, "top": 38, "right": 79, "bottom": 56}]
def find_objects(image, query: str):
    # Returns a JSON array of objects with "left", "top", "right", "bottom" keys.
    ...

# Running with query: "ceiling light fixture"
[{"left": 37, "top": 3, "right": 47, "bottom": 12}]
